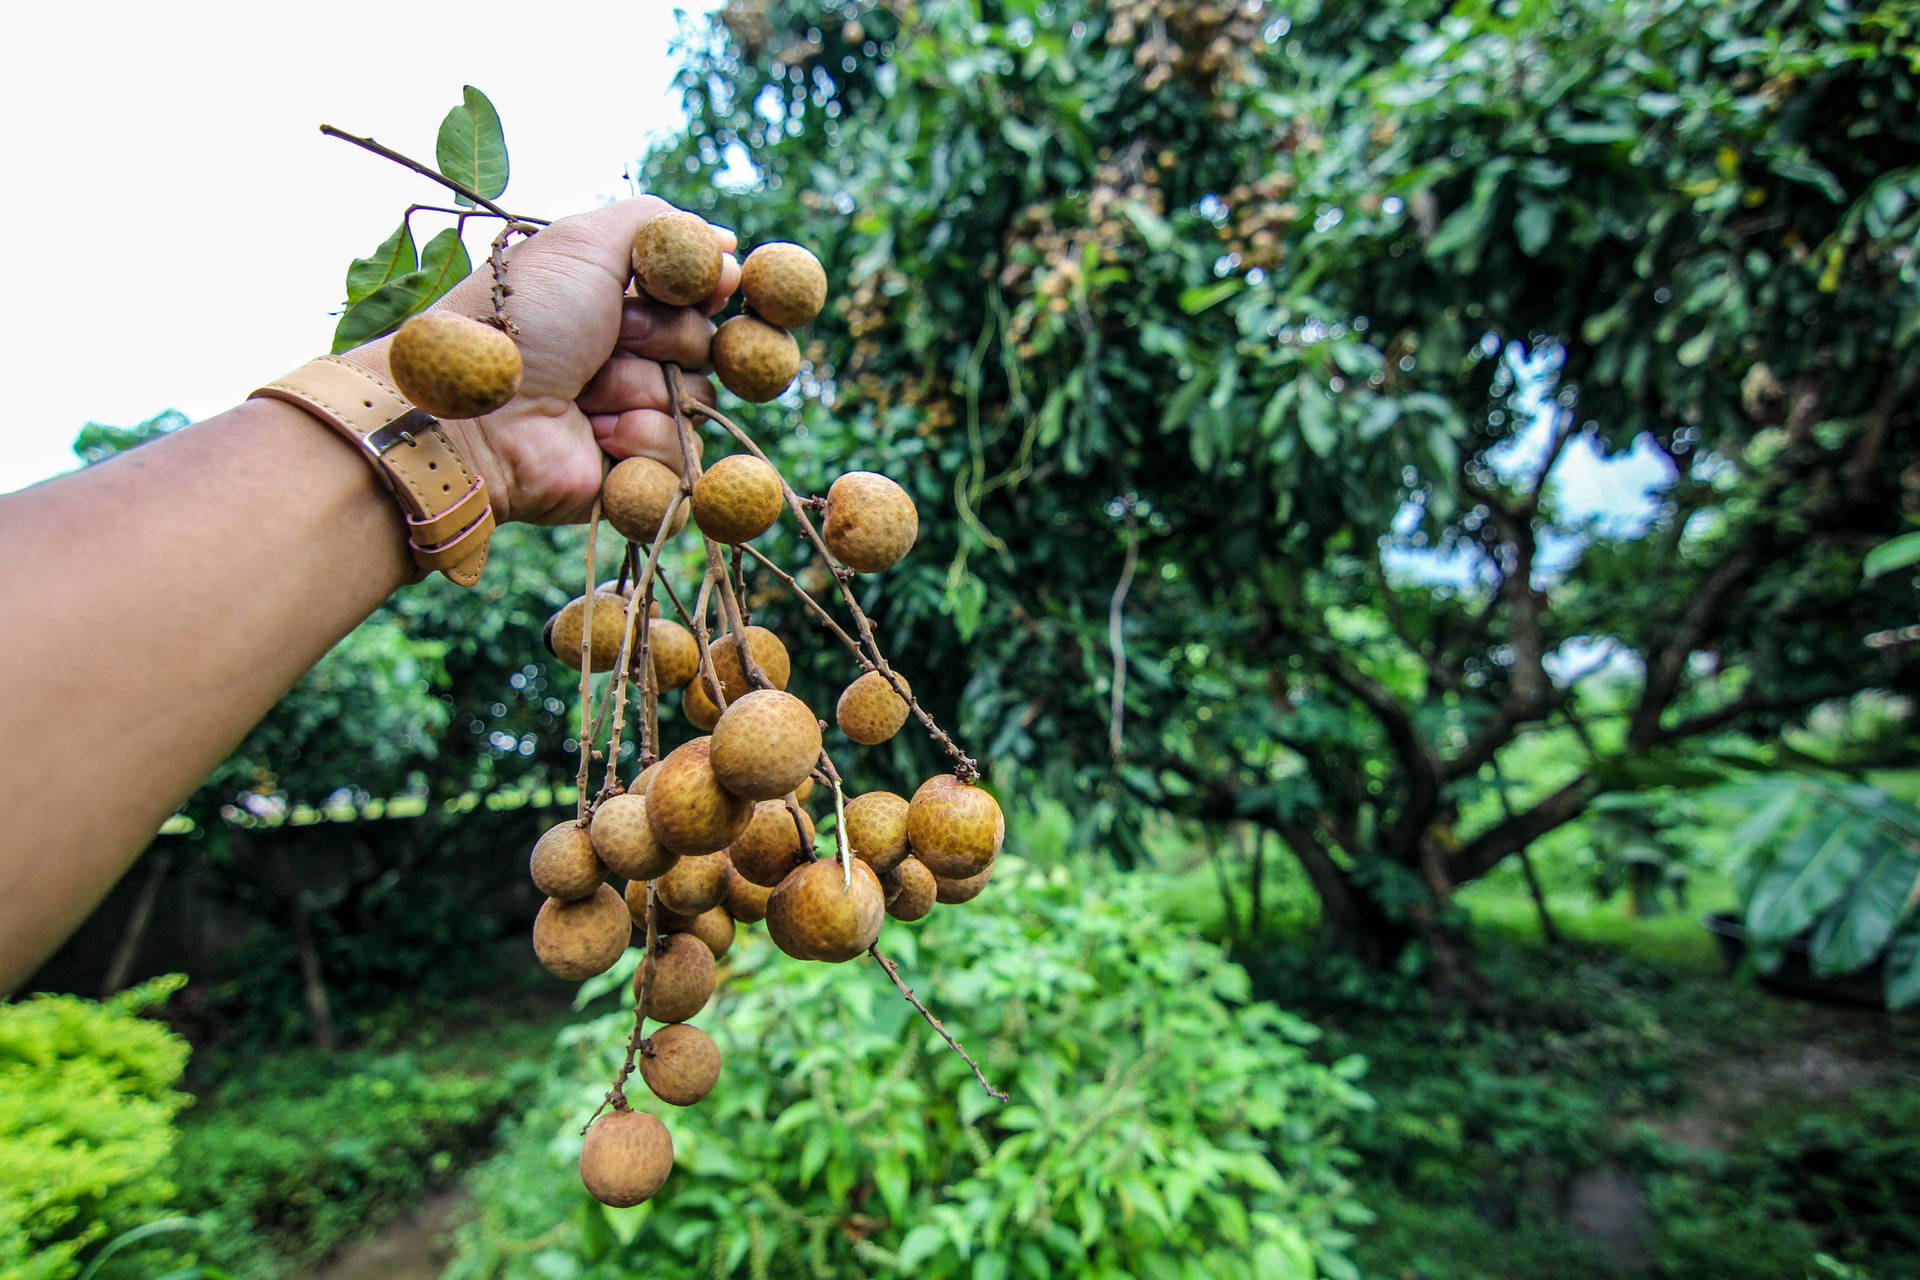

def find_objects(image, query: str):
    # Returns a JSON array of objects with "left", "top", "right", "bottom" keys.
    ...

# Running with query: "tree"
[{"left": 633, "top": 0, "right": 1920, "bottom": 970}]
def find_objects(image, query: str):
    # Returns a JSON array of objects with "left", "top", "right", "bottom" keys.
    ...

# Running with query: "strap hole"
[
  {"left": 363, "top": 400, "right": 373, "bottom": 408},
  {"left": 443, "top": 484, "right": 451, "bottom": 492},
  {"left": 428, "top": 461, "right": 437, "bottom": 470}
]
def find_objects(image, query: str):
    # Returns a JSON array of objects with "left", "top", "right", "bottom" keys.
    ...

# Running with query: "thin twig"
[
  {"left": 602, "top": 494, "right": 692, "bottom": 797},
  {"left": 1108, "top": 495, "right": 1140, "bottom": 761},
  {"left": 737, "top": 543, "right": 863, "bottom": 652},
  {"left": 869, "top": 945, "right": 1007, "bottom": 1101},
  {"left": 320, "top": 125, "right": 547, "bottom": 225},
  {"left": 684, "top": 395, "right": 979, "bottom": 780},
  {"left": 575, "top": 500, "right": 602, "bottom": 825},
  {"left": 586, "top": 882, "right": 662, "bottom": 1129}
]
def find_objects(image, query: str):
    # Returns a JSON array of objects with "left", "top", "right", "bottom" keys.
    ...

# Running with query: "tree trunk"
[
  {"left": 100, "top": 851, "right": 172, "bottom": 998},
  {"left": 289, "top": 890, "right": 338, "bottom": 1051}
]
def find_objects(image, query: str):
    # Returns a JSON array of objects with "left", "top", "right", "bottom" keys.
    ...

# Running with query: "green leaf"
[
  {"left": 1514, "top": 202, "right": 1553, "bottom": 257},
  {"left": 417, "top": 228, "right": 474, "bottom": 307},
  {"left": 1676, "top": 331, "right": 1713, "bottom": 367},
  {"left": 436, "top": 85, "right": 509, "bottom": 205},
  {"left": 898, "top": 1223, "right": 947, "bottom": 1271},
  {"left": 1864, "top": 530, "right": 1920, "bottom": 579},
  {"left": 1809, "top": 839, "right": 1919, "bottom": 976},
  {"left": 331, "top": 273, "right": 431, "bottom": 353},
  {"left": 1179, "top": 279, "right": 1246, "bottom": 314},
  {"left": 1746, "top": 809, "right": 1871, "bottom": 944},
  {"left": 345, "top": 222, "right": 418, "bottom": 305},
  {"left": 1887, "top": 923, "right": 1920, "bottom": 1010}
]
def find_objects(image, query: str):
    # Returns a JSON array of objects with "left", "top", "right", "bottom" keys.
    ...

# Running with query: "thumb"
[{"left": 532, "top": 197, "right": 739, "bottom": 290}]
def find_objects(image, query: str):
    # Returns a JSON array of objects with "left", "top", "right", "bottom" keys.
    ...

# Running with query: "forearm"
[{"left": 0, "top": 393, "right": 410, "bottom": 991}]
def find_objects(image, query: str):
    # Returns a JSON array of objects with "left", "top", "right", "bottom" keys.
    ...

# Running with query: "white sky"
[{"left": 0, "top": 0, "right": 720, "bottom": 496}]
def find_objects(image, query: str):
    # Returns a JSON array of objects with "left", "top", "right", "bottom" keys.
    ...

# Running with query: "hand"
[{"left": 351, "top": 198, "right": 737, "bottom": 526}]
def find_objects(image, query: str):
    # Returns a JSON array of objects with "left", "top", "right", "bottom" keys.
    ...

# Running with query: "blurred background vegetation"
[{"left": 9, "top": 0, "right": 1920, "bottom": 1277}]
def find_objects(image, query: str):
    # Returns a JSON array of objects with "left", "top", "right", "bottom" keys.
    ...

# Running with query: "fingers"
[
  {"left": 526, "top": 196, "right": 672, "bottom": 287},
  {"left": 703, "top": 253, "right": 743, "bottom": 316},
  {"left": 589, "top": 409, "right": 689, "bottom": 471},
  {"left": 616, "top": 298, "right": 716, "bottom": 368}
]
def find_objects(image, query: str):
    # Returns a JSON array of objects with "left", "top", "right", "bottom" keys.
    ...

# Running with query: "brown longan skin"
[
  {"left": 740, "top": 242, "right": 828, "bottom": 328},
  {"left": 644, "top": 619, "right": 700, "bottom": 692},
  {"left": 529, "top": 821, "right": 606, "bottom": 900},
  {"left": 692, "top": 454, "right": 785, "bottom": 545},
  {"left": 885, "top": 857, "right": 939, "bottom": 921},
  {"left": 634, "top": 931, "right": 718, "bottom": 1022},
  {"left": 710, "top": 626, "right": 792, "bottom": 701},
  {"left": 906, "top": 777, "right": 1005, "bottom": 880},
  {"left": 843, "top": 791, "right": 910, "bottom": 872},
  {"left": 580, "top": 1109, "right": 673, "bottom": 1208},
  {"left": 726, "top": 864, "right": 773, "bottom": 923},
  {"left": 632, "top": 209, "right": 723, "bottom": 307},
  {"left": 590, "top": 795, "right": 679, "bottom": 882},
  {"left": 683, "top": 678, "right": 722, "bottom": 731},
  {"left": 934, "top": 860, "right": 994, "bottom": 905},
  {"left": 604, "top": 456, "right": 689, "bottom": 544},
  {"left": 646, "top": 738, "right": 754, "bottom": 856},
  {"left": 548, "top": 590, "right": 630, "bottom": 673},
  {"left": 823, "top": 472, "right": 919, "bottom": 573},
  {"left": 682, "top": 905, "right": 735, "bottom": 961},
  {"left": 655, "top": 851, "right": 731, "bottom": 915},
  {"left": 711, "top": 315, "right": 801, "bottom": 402},
  {"left": 641, "top": 1023, "right": 723, "bottom": 1107},
  {"left": 533, "top": 883, "right": 632, "bottom": 981},
  {"left": 730, "top": 800, "right": 816, "bottom": 887},
  {"left": 710, "top": 690, "right": 823, "bottom": 802},
  {"left": 389, "top": 312, "right": 522, "bottom": 419},
  {"left": 837, "top": 671, "right": 912, "bottom": 746},
  {"left": 766, "top": 858, "right": 885, "bottom": 963},
  {"left": 624, "top": 882, "right": 705, "bottom": 938}
]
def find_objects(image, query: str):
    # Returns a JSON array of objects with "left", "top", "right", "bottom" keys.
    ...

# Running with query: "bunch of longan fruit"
[{"left": 389, "top": 207, "right": 1005, "bottom": 1209}]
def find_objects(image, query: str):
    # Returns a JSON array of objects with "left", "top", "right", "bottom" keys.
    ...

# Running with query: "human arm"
[{"left": 0, "top": 198, "right": 732, "bottom": 992}]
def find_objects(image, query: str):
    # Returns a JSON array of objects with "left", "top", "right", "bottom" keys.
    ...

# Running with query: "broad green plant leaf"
[
  {"left": 331, "top": 273, "right": 431, "bottom": 352},
  {"left": 1745, "top": 807, "right": 1871, "bottom": 943},
  {"left": 1863, "top": 529, "right": 1920, "bottom": 579},
  {"left": 1809, "top": 837, "right": 1920, "bottom": 976},
  {"left": 417, "top": 227, "right": 473, "bottom": 307},
  {"left": 345, "top": 222, "right": 417, "bottom": 305},
  {"left": 1887, "top": 923, "right": 1920, "bottom": 1010},
  {"left": 436, "top": 85, "right": 509, "bottom": 205}
]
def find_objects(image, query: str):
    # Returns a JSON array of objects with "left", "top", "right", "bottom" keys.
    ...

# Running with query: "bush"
[
  {"left": 173, "top": 1043, "right": 543, "bottom": 1278},
  {"left": 0, "top": 976, "right": 193, "bottom": 1280},
  {"left": 448, "top": 862, "right": 1375, "bottom": 1280}
]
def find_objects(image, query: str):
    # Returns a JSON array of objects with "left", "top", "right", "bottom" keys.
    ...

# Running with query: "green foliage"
[
  {"left": 332, "top": 85, "right": 505, "bottom": 351},
  {"left": 172, "top": 1028, "right": 546, "bottom": 1278},
  {"left": 1721, "top": 775, "right": 1920, "bottom": 1004},
  {"left": 447, "top": 861, "right": 1373, "bottom": 1280},
  {"left": 626, "top": 0, "right": 1920, "bottom": 958},
  {"left": 0, "top": 976, "right": 193, "bottom": 1280}
]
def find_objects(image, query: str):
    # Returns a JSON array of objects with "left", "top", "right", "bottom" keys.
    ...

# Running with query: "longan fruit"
[
  {"left": 710, "top": 626, "right": 791, "bottom": 701},
  {"left": 740, "top": 242, "right": 828, "bottom": 328},
  {"left": 633, "top": 931, "right": 717, "bottom": 1022},
  {"left": 822, "top": 472, "right": 918, "bottom": 573},
  {"left": 529, "top": 821, "right": 606, "bottom": 900},
  {"left": 842, "top": 791, "right": 910, "bottom": 872},
  {"left": 644, "top": 618, "right": 700, "bottom": 691},
  {"left": 683, "top": 675, "right": 723, "bottom": 730},
  {"left": 711, "top": 315, "right": 800, "bottom": 402},
  {"left": 885, "top": 856, "right": 938, "bottom": 922},
  {"left": 533, "top": 883, "right": 632, "bottom": 981},
  {"left": 729, "top": 800, "right": 816, "bottom": 887},
  {"left": 934, "top": 860, "right": 994, "bottom": 905},
  {"left": 766, "top": 858, "right": 884, "bottom": 963},
  {"left": 580, "top": 1109, "right": 672, "bottom": 1207},
  {"left": 604, "top": 457, "right": 689, "bottom": 544},
  {"left": 590, "top": 794, "right": 678, "bottom": 882},
  {"left": 906, "top": 777, "right": 1005, "bottom": 880},
  {"left": 388, "top": 312, "right": 522, "bottom": 419},
  {"left": 682, "top": 905, "right": 735, "bottom": 961},
  {"left": 655, "top": 851, "right": 731, "bottom": 915},
  {"left": 632, "top": 208, "right": 723, "bottom": 307},
  {"left": 641, "top": 1023, "right": 722, "bottom": 1106},
  {"left": 710, "top": 690, "right": 822, "bottom": 801},
  {"left": 692, "top": 454, "right": 785, "bottom": 545},
  {"left": 837, "top": 671, "right": 912, "bottom": 745},
  {"left": 646, "top": 738, "right": 754, "bottom": 855},
  {"left": 726, "top": 864, "right": 773, "bottom": 923},
  {"left": 547, "top": 590, "right": 630, "bottom": 673}
]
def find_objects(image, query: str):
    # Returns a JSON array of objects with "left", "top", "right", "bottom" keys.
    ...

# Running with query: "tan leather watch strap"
[{"left": 251, "top": 355, "right": 494, "bottom": 587}]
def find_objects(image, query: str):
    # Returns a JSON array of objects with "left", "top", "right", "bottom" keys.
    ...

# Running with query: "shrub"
[
  {"left": 0, "top": 976, "right": 193, "bottom": 1280},
  {"left": 448, "top": 863, "right": 1375, "bottom": 1280}
]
